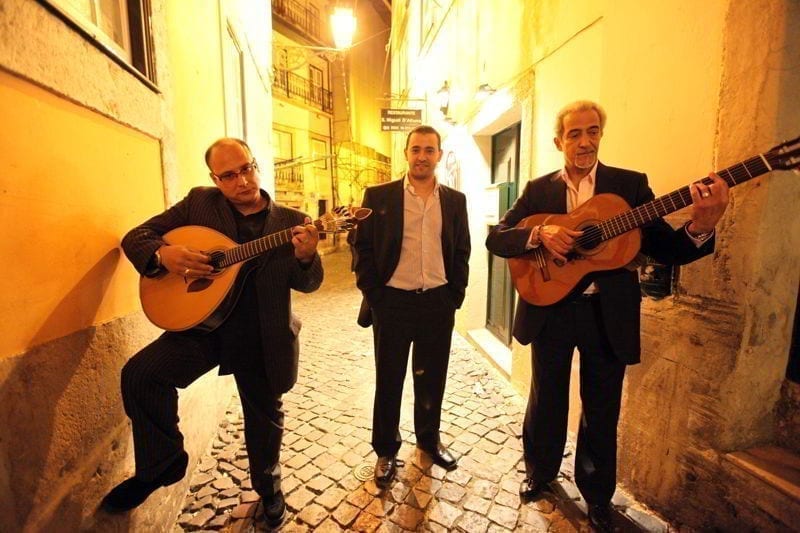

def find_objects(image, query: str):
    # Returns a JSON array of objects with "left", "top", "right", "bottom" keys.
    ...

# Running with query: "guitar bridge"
[{"left": 534, "top": 248, "right": 551, "bottom": 281}]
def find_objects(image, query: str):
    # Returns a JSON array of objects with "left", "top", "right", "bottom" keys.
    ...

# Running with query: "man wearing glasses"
[{"left": 102, "top": 138, "right": 322, "bottom": 528}]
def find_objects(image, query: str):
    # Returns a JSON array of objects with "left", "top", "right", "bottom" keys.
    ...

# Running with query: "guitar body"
[
  {"left": 508, "top": 194, "right": 641, "bottom": 306},
  {"left": 137, "top": 206, "right": 373, "bottom": 332},
  {"left": 140, "top": 226, "right": 244, "bottom": 332}
]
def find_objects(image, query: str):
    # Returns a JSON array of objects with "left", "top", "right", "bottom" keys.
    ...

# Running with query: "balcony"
[
  {"left": 272, "top": 0, "right": 321, "bottom": 42},
  {"left": 273, "top": 68, "right": 333, "bottom": 113},
  {"left": 274, "top": 163, "right": 304, "bottom": 209}
]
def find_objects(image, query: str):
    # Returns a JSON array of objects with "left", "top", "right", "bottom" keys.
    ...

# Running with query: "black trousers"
[
  {"left": 524, "top": 296, "right": 626, "bottom": 505},
  {"left": 370, "top": 286, "right": 455, "bottom": 457},
  {"left": 120, "top": 332, "right": 284, "bottom": 497}
]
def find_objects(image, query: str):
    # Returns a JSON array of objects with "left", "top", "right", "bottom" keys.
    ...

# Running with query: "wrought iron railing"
[
  {"left": 271, "top": 0, "right": 321, "bottom": 40},
  {"left": 272, "top": 68, "right": 333, "bottom": 113}
]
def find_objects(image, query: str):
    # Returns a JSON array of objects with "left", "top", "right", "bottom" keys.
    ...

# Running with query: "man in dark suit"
[
  {"left": 102, "top": 138, "right": 322, "bottom": 528},
  {"left": 355, "top": 125, "right": 470, "bottom": 488},
  {"left": 486, "top": 101, "right": 729, "bottom": 532}
]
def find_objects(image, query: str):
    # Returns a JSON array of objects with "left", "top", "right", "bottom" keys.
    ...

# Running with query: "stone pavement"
[{"left": 173, "top": 249, "right": 670, "bottom": 532}]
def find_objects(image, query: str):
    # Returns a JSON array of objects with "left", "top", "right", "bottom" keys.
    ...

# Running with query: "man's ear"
[
  {"left": 554, "top": 137, "right": 563, "bottom": 152},
  {"left": 209, "top": 173, "right": 218, "bottom": 186}
]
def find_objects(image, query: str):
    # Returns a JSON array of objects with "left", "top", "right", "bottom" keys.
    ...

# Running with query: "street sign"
[{"left": 380, "top": 108, "right": 422, "bottom": 132}]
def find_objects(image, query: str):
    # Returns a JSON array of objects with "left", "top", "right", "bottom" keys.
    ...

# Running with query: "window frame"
[{"left": 38, "top": 0, "right": 158, "bottom": 89}]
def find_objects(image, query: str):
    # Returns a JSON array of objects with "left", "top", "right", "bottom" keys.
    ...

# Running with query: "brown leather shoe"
[{"left": 374, "top": 455, "right": 398, "bottom": 488}]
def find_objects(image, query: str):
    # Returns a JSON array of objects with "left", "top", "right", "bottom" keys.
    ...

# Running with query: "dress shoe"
[
  {"left": 374, "top": 455, "right": 398, "bottom": 488},
  {"left": 101, "top": 451, "right": 189, "bottom": 512},
  {"left": 419, "top": 444, "right": 458, "bottom": 471},
  {"left": 262, "top": 491, "right": 286, "bottom": 528},
  {"left": 518, "top": 477, "right": 551, "bottom": 501},
  {"left": 587, "top": 503, "right": 614, "bottom": 532}
]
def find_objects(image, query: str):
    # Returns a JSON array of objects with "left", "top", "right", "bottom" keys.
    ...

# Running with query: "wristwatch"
[{"left": 686, "top": 222, "right": 714, "bottom": 241}]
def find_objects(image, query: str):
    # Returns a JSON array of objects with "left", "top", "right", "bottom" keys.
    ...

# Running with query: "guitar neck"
[
  {"left": 601, "top": 151, "right": 776, "bottom": 240},
  {"left": 217, "top": 228, "right": 295, "bottom": 268}
]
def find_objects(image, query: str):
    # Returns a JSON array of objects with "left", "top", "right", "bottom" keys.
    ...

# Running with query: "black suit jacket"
[
  {"left": 485, "top": 163, "right": 713, "bottom": 364},
  {"left": 121, "top": 186, "right": 323, "bottom": 393},
  {"left": 354, "top": 178, "right": 471, "bottom": 326}
]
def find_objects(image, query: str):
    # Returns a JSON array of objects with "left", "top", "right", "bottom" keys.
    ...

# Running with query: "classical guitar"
[
  {"left": 508, "top": 136, "right": 800, "bottom": 306},
  {"left": 140, "top": 206, "right": 371, "bottom": 332}
]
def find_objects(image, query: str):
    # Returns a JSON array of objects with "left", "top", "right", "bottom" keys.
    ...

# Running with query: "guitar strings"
[{"left": 570, "top": 156, "right": 766, "bottom": 250}]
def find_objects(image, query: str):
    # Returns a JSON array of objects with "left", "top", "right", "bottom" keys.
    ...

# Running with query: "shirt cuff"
[{"left": 684, "top": 223, "right": 714, "bottom": 247}]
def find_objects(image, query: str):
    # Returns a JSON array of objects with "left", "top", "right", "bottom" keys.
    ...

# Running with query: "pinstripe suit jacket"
[
  {"left": 485, "top": 163, "right": 713, "bottom": 364},
  {"left": 121, "top": 186, "right": 323, "bottom": 393}
]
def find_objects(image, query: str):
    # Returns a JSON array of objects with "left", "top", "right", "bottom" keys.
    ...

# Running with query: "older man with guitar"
[
  {"left": 102, "top": 138, "right": 324, "bottom": 528},
  {"left": 486, "top": 100, "right": 730, "bottom": 532}
]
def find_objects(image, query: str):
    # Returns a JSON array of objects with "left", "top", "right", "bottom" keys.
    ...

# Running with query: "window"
[
  {"left": 41, "top": 0, "right": 156, "bottom": 84},
  {"left": 311, "top": 138, "right": 328, "bottom": 169},
  {"left": 272, "top": 129, "right": 294, "bottom": 162},
  {"left": 309, "top": 65, "right": 324, "bottom": 106}
]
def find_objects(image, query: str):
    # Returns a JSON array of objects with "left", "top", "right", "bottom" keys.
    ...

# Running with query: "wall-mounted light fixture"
[
  {"left": 330, "top": 6, "right": 356, "bottom": 49},
  {"left": 476, "top": 83, "right": 496, "bottom": 100},
  {"left": 437, "top": 81, "right": 450, "bottom": 115}
]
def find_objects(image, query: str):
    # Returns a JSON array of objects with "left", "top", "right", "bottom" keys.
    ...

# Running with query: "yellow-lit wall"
[
  {"left": 0, "top": 71, "right": 162, "bottom": 359},
  {"left": 0, "top": 0, "right": 273, "bottom": 530},
  {"left": 348, "top": 1, "right": 391, "bottom": 158}
]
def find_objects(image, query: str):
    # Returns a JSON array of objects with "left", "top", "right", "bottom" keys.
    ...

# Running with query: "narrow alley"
[{"left": 172, "top": 250, "right": 668, "bottom": 532}]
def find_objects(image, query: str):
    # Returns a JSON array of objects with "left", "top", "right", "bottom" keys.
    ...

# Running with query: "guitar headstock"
[
  {"left": 316, "top": 206, "right": 373, "bottom": 234},
  {"left": 766, "top": 135, "right": 800, "bottom": 173}
]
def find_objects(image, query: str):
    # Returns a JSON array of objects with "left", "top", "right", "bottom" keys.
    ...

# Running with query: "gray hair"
[{"left": 554, "top": 100, "right": 607, "bottom": 137}]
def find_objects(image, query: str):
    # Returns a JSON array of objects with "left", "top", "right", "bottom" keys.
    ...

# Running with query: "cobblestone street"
[{"left": 173, "top": 250, "right": 669, "bottom": 532}]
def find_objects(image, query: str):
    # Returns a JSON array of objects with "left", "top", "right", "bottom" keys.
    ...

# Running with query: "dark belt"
[{"left": 387, "top": 285, "right": 446, "bottom": 295}]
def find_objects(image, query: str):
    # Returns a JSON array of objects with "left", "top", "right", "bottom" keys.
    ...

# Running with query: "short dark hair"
[
  {"left": 405, "top": 125, "right": 442, "bottom": 151},
  {"left": 204, "top": 138, "right": 253, "bottom": 168}
]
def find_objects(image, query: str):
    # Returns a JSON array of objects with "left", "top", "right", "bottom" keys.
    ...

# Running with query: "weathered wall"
[
  {"left": 0, "top": 0, "right": 273, "bottom": 529},
  {"left": 621, "top": 1, "right": 800, "bottom": 529}
]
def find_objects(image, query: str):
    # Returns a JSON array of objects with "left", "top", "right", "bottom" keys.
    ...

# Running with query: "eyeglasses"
[{"left": 212, "top": 160, "right": 258, "bottom": 182}]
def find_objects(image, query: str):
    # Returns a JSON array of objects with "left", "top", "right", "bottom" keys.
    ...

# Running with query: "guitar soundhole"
[
  {"left": 208, "top": 251, "right": 226, "bottom": 273},
  {"left": 575, "top": 223, "right": 604, "bottom": 254}
]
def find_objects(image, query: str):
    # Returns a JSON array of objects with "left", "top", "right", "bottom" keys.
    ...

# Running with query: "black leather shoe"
[
  {"left": 519, "top": 477, "right": 551, "bottom": 501},
  {"left": 262, "top": 491, "right": 286, "bottom": 528},
  {"left": 419, "top": 444, "right": 458, "bottom": 471},
  {"left": 588, "top": 503, "right": 614, "bottom": 532},
  {"left": 101, "top": 451, "right": 188, "bottom": 512},
  {"left": 374, "top": 455, "right": 398, "bottom": 488}
]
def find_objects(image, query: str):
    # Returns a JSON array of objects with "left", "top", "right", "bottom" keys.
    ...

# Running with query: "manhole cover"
[{"left": 353, "top": 463, "right": 374, "bottom": 481}]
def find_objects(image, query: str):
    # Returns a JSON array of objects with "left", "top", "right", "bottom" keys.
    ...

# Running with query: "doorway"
[{"left": 486, "top": 123, "right": 520, "bottom": 345}]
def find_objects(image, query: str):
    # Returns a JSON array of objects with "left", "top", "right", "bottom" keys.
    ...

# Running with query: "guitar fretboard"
[
  {"left": 215, "top": 220, "right": 329, "bottom": 268},
  {"left": 217, "top": 228, "right": 295, "bottom": 268},
  {"left": 593, "top": 151, "right": 776, "bottom": 243}
]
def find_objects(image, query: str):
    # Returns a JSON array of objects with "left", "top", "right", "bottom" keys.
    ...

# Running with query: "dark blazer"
[
  {"left": 121, "top": 186, "right": 323, "bottom": 393},
  {"left": 485, "top": 163, "right": 713, "bottom": 364},
  {"left": 354, "top": 178, "right": 471, "bottom": 326}
]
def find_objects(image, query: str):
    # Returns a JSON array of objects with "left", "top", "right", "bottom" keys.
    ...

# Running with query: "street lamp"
[{"left": 331, "top": 7, "right": 356, "bottom": 49}]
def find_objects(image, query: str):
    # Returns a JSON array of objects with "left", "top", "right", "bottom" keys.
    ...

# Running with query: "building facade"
[{"left": 388, "top": 0, "right": 800, "bottom": 529}]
